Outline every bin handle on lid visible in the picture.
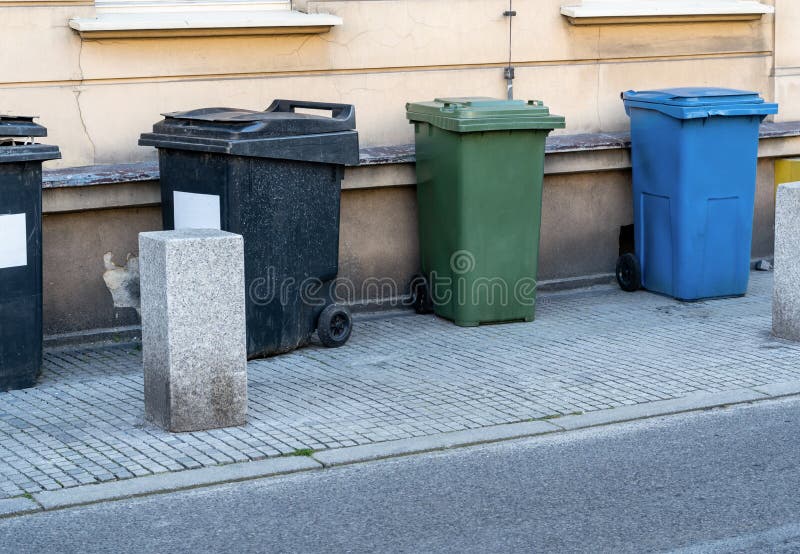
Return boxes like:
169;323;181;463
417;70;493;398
266;99;355;125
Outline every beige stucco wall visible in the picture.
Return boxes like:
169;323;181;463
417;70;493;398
4;0;796;335
0;0;781;168
42;206;161;335
42;157;780;334
339;186;419;303
773;0;800;121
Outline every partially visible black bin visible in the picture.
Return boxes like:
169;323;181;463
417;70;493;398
139;100;359;357
0;116;61;391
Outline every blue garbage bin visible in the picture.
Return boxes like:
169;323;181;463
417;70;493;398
617;87;778;301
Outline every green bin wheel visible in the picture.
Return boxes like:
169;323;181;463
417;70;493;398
409;274;434;314
616;253;642;293
317;304;352;348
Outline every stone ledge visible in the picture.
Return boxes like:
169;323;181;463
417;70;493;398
39;121;800;212
43;162;159;189
758;121;800;139
358;144;415;166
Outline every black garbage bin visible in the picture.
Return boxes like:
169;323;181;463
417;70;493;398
139;100;359;357
0;116;61;391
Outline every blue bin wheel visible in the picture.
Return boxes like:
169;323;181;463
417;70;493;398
317;304;353;348
410;273;434;314
616;253;642;293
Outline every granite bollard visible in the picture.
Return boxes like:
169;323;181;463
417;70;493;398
773;182;800;341
139;229;247;432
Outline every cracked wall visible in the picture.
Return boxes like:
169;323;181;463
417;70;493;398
0;0;778;168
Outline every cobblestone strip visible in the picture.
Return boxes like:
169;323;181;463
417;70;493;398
1;272;799;499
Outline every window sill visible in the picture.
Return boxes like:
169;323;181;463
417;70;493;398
69;7;342;39
0;0;93;6
560;0;773;25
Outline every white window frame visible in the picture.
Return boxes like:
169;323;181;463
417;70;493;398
561;0;774;25
94;0;290;13
69;0;342;39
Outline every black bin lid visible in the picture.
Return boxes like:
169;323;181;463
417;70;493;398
139;99;359;165
157;100;356;139
0;115;47;138
0;114;60;163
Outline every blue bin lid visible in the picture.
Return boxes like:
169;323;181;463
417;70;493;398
622;87;778;119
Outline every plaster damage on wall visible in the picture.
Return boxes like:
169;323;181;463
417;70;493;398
102;252;141;315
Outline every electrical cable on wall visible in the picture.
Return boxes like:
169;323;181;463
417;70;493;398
503;0;516;100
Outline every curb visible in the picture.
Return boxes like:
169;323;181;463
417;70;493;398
312;420;560;467
2;384;798;519
0;497;40;518
550;388;769;431
29;456;320;513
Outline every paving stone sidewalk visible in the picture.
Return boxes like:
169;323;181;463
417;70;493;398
2;271;800;499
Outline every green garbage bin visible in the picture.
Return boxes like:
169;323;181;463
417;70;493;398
406;97;565;327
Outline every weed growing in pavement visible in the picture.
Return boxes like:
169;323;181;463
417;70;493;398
288;449;315;457
526;411;584;422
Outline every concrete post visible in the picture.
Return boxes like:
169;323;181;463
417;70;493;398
773;182;800;341
139;229;247;432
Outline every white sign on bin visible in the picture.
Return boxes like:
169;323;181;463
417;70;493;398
0;213;28;269
173;191;221;230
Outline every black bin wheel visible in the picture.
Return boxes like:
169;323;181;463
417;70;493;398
410;273;434;314
317;304;353;348
616;253;642;292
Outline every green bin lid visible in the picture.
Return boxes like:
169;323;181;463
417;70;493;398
406;97;566;133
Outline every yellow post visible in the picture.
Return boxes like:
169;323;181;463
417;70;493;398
776;158;800;199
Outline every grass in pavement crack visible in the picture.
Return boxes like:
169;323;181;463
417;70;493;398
287;449;315;457
526;411;584;422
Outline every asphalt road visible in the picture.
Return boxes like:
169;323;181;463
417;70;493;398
3;397;800;553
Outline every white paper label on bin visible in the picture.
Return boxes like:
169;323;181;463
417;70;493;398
0;213;28;269
173;191;221;230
